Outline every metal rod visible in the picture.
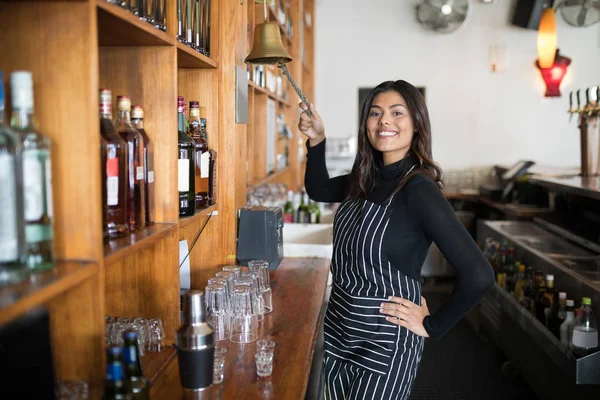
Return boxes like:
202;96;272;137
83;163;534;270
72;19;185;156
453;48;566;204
278;62;312;117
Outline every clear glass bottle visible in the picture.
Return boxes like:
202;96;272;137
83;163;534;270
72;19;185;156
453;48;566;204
560;299;576;346
571;297;599;357
0;71;28;284
131;106;154;226
178;96;195;217
188;101;209;208
10;71;54;272
115;95;146;232
200;107;216;206
99;89;128;238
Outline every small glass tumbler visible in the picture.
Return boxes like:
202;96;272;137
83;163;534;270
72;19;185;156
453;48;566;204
222;265;242;279
110;322;129;347
212;347;228;384
248;260;273;314
236;274;264;322
208;277;231;313
230;286;258;344
215;271;236;300
256;339;276;356
255;351;274;378
105;316;114;346
55;380;89;400
206;283;231;341
148;318;166;352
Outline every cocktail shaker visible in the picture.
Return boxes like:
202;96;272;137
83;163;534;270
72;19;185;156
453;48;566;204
176;290;215;393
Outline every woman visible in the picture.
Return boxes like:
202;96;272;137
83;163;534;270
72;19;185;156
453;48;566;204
298;80;494;400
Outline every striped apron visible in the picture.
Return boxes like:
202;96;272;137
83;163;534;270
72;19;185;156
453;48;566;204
321;180;425;400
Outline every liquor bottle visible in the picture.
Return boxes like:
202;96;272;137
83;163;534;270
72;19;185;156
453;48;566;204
193;0;201;52
296;191;310;224
571;297;599;357
100;89;128;238
560;299;576;346
283;190;294;223
188;101;209;208
549;292;567;337
154;0;167;32
10;71;54;271
178;96;196;217
202;0;211;56
309;200;321;224
200;107;217;206
115;95;146;231
543;274;556;327
104;347;128;400
534;278;548;324
177;0;187;43
0;71;28;284
100;134;109;242
131;106;154;226
123;331;150;400
513;264;526;302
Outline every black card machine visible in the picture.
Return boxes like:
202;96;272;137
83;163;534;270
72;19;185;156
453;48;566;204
237;206;284;270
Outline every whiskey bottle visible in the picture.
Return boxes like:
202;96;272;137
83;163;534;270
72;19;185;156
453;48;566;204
115;95;146;231
200;107;217;205
100;89;128;238
178;96;196;217
100;134;109;242
0;71;28;284
188;101;209;208
131;106;155;226
10;71;54;271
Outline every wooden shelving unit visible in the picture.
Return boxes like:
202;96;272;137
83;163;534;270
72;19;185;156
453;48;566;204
0;0;313;396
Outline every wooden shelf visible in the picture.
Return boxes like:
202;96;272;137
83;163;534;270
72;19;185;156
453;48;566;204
142;346;177;384
104;223;178;265
179;204;218;229
248;81;290;106
0;261;98;326
96;1;174;46
176;42;218;69
247;166;290;190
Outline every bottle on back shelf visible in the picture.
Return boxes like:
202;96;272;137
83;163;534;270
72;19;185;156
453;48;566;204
309;200;321;224
571;297;599;357
549;291;567;337
199;107;217;207
10;71;54;271
115;95;146;232
543;274;557;327
104;347;127;400
131;106;154;226
519;266;535;312
560;299;576;346
513;264;526;302
100;89;128;239
296;191;310;224
188;102;209;208
283;190;295;223
0;71;28;284
534;277;548;324
178;96;196;217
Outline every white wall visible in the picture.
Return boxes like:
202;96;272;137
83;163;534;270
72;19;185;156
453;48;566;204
315;0;600;169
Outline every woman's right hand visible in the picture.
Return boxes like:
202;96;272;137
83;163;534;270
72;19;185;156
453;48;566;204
298;103;325;147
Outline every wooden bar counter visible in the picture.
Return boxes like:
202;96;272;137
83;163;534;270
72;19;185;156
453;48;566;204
149;258;330;399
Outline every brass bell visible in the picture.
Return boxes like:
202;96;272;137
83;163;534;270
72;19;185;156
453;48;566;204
245;21;292;65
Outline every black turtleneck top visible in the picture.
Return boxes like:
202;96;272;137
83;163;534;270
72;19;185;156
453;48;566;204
305;139;494;340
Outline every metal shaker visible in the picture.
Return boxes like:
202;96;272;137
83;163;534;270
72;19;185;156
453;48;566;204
176;290;215;393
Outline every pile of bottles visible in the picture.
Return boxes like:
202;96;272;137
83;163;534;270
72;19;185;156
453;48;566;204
1;71;55;284
104;330;149;400
283;190;322;224
483;238;599;358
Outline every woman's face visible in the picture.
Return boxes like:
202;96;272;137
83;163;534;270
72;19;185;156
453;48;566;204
366;90;415;165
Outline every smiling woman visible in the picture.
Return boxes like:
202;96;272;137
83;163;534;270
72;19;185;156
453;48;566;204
298;80;495;400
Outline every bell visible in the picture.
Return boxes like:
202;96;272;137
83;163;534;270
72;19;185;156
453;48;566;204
245;21;292;65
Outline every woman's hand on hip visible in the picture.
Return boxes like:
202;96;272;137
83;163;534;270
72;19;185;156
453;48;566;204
298;103;325;147
380;296;430;337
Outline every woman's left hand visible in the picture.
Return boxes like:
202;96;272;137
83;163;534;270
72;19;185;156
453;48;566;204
380;296;430;337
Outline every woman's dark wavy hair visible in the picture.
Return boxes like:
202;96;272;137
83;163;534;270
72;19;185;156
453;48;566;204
348;80;443;199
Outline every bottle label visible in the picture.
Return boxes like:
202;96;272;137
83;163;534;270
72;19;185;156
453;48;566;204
283;213;293;224
26;223;52;243
148;171;154;183
107;158;119;206
200;152;210;178
310;213;317;224
106;363;124;381
572;327;598;349
45;158;53;219
136;166;144;180
0;154;19;262
178;159;190;192
23;150;45;221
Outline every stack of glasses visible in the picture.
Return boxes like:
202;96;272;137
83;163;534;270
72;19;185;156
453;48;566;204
106;0;167;32
105;316;166;357
177;0;212;56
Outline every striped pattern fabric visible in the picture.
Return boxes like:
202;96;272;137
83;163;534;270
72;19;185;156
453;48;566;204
321;194;425;400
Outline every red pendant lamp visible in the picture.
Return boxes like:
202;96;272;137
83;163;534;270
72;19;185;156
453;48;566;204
535;8;571;97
